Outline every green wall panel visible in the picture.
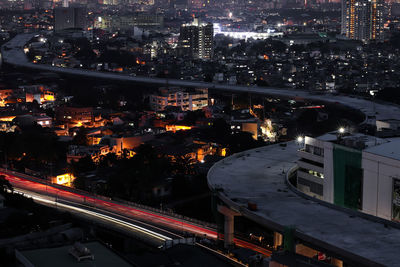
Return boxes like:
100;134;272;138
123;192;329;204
333;145;362;210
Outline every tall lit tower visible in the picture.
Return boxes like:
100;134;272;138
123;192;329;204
341;0;384;42
179;18;213;60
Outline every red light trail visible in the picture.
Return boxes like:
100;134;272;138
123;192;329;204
2;171;271;256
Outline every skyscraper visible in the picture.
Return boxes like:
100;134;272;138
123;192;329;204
341;0;384;42
179;18;213;60
54;6;87;32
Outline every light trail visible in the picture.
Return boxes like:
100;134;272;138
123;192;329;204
5;173;219;239
3;172;272;257
14;189;172;242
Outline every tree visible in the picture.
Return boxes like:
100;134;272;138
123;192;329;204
70;156;96;190
210;118;230;141
182;110;205;125
70;156;96;176
72;127;89;146
226;132;261;154
106;145;173;203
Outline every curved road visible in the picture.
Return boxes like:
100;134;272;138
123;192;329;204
1;170;271;257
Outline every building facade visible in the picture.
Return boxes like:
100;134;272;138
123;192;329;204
54;6;87;32
297;132;400;222
341;0;384;42
179;18;213;60
55;106;94;126
149;88;208;111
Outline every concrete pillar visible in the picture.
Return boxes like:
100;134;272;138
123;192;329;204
224;214;234;249
218;205;240;249
273;232;283;249
283;226;295;252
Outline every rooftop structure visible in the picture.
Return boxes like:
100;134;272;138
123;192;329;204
208;142;400;266
16;241;131;267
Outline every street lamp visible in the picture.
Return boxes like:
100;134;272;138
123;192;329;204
338;127;345;134
296;136;304;143
296;136;304;149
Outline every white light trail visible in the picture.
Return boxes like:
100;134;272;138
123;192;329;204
15;190;172;242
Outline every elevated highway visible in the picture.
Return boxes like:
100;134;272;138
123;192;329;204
2;34;400;122
1;169;271;258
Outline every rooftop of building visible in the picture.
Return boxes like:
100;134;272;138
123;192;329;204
308;131;388;150
208;142;400;266
132;244;233;267
376;118;400;123
18;241;131;267
364;138;400;161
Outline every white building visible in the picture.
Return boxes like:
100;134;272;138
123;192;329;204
362;141;400;221
376;119;400;131
149;88;208;112
34;114;53;128
297;132;400;222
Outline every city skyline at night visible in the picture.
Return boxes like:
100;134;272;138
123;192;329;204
0;0;400;266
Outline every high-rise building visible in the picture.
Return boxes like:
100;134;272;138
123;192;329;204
392;2;400;17
54;6;87;32
179;18;213;60
341;0;384;42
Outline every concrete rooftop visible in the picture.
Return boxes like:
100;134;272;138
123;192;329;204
20;242;131;267
208;142;400;266
364;138;400;161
